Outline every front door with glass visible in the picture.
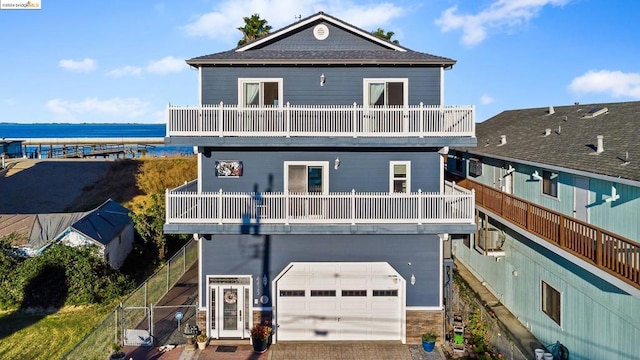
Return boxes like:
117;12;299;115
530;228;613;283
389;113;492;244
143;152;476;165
208;277;251;339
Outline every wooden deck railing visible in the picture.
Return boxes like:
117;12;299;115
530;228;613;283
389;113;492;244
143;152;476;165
165;183;474;226
166;103;475;138
456;177;640;290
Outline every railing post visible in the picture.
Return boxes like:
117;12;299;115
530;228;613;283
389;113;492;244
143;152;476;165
559;214;565;247
470;189;475;221
285;192;290;225
183;246;186;273
218;189;223;225
352;102;358;138
218;101;224;137
595;229;602;266
351;189;356;225
419;102;424;138
286;102;291;138
418;189;423;225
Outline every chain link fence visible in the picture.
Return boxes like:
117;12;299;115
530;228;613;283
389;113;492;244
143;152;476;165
62;239;198;360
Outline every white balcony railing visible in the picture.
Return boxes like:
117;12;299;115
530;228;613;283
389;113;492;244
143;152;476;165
166;186;475;226
166;103;475;138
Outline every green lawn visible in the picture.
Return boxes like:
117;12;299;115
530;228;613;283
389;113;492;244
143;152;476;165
0;305;113;359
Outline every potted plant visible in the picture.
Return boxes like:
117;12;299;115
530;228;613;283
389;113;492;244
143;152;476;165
108;342;126;360
250;322;273;353
196;333;208;350
421;330;437;352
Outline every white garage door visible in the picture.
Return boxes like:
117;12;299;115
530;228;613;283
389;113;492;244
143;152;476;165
275;262;404;341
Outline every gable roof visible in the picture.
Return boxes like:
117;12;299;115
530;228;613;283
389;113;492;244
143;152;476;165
187;11;455;67
70;199;131;246
462;101;640;184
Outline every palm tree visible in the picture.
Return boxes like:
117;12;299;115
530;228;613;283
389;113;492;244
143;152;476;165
371;27;399;44
237;14;272;46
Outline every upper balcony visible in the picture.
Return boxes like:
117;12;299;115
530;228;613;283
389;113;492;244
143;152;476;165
452;175;640;294
164;180;476;235
165;103;476;148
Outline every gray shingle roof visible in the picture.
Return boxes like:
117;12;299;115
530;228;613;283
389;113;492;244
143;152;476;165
463;101;640;182
187;12;455;67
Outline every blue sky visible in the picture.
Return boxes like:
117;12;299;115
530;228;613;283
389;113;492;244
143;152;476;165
1;0;638;124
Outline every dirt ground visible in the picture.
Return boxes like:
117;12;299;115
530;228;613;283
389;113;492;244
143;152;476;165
0;159;117;213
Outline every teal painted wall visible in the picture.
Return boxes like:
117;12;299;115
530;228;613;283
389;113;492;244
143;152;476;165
457;153;640;242
454;221;640;360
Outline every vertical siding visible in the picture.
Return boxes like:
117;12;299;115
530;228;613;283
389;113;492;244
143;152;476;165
454;224;640;360
470;155;640;241
200;67;442;106
589;179;640;241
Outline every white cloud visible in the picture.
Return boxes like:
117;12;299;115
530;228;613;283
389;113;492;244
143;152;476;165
146;56;187;74
59;58;97;73
568;70;640;98
107;65;143;77
45;97;153;119
480;94;495;105
182;0;404;42
435;0;570;46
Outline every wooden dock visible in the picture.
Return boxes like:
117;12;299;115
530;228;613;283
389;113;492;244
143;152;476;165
15;137;165;159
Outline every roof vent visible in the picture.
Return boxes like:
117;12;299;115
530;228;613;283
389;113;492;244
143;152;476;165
583;107;608;118
544;128;551;136
498;135;507;146
596;135;604;153
548;106;555;115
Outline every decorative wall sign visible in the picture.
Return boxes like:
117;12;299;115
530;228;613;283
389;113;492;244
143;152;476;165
215;160;243;177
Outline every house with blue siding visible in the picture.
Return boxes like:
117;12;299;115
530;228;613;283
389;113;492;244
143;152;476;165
164;12;476;344
448;101;640;359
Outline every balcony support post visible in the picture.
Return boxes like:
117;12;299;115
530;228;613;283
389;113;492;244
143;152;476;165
417;189;423;225
559;214;565;248
286;102;291;138
419;102;424;138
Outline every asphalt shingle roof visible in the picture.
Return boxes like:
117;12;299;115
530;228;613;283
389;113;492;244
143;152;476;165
463;101;640;182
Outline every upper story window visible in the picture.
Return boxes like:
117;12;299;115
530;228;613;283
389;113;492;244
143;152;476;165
238;78;283;106
364;78;408;107
542;170;558;198
390;161;411;193
541;280;561;326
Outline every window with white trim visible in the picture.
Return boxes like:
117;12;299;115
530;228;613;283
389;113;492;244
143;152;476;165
363;78;408;107
390;161;411;193
541;280;561;326
238;78;283;106
284;161;329;194
542;170;558;198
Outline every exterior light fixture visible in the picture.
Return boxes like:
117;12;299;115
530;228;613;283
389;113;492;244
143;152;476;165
320;73;326;86
410;274;416;285
334;157;340;170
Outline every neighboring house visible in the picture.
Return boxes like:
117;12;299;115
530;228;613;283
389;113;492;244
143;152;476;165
448;101;640;359
164;12;476;344
0;139;23;158
0;199;134;269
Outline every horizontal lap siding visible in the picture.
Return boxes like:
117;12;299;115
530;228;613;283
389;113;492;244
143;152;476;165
200;150;440;193
200;234;441;308
201;67;441;106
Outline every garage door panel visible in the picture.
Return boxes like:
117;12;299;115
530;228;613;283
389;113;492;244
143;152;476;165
276;262;403;342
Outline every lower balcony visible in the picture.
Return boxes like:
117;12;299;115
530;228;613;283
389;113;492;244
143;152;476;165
164;181;475;235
